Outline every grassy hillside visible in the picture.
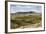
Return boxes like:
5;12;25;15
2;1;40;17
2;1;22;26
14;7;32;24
11;13;42;29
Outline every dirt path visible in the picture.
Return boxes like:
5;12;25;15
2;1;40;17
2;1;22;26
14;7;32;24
17;22;41;29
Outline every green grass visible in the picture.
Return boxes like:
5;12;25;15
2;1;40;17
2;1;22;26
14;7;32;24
11;14;42;29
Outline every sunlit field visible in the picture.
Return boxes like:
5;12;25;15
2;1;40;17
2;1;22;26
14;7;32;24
11;13;42;29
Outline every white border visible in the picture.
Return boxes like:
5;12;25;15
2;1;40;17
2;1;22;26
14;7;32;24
8;2;44;32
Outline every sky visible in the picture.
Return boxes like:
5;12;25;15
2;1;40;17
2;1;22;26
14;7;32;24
10;4;42;13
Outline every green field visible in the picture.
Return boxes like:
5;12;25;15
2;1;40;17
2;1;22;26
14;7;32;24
11;14;42;29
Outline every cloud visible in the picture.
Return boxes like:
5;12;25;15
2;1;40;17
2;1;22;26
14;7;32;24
10;4;42;13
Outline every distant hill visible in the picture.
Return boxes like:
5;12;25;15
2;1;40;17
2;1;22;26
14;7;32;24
16;11;35;14
11;11;41;16
11;11;35;15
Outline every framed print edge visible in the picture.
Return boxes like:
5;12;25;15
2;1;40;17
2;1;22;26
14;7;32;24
5;1;45;33
5;1;8;33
